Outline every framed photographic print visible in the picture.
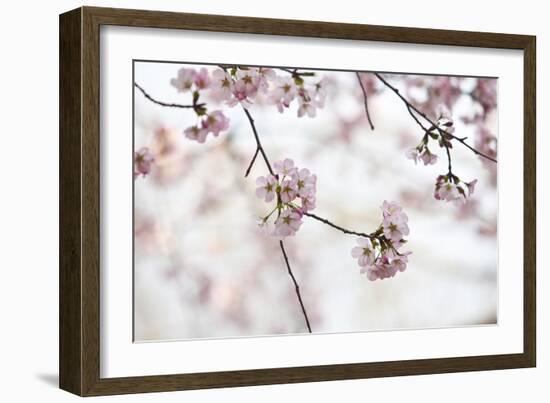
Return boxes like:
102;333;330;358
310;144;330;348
59;6;536;396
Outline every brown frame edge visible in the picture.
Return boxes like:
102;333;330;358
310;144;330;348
59;6;536;396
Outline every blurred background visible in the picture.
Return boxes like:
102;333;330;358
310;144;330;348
133;62;498;342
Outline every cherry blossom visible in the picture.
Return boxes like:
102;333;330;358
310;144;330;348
351;201;411;281
274;209;303;237
255;174;278;202
383;213;410;243
201;110;230;137
170;68;196;93
362;252;411;281
419;149;438;165
210;68;234;101
381;200;403;217
434;174;478;204
227;79;254;109
407;147;438;166
297;88;318;118
300;194;316;212
351;237;375;267
466;179;478;196
255;159;317;238
472;78;497;117
183;125;208;143
193;67;211;90
134;147;155;179
274;158;298;177
270;76;298;113
293;168;317;198
279;179;297;203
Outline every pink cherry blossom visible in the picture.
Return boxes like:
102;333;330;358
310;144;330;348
134;147;155;179
381;200;404;218
274;158;298;177
472;78;497;116
255;159;317;236
419;149;438;166
193;67;211;90
210;68;234;101
383;213;410;243
312;77;328;108
256;68;276;94
274;209;303;238
292;168;316;198
170;68;196;93
270;76;297;113
300;194;316;212
434;175;477;204
406;148;420;164
202;110;230;136
434;180;460;202
227;80;253;109
361;256;398;281
466;179;478;196
390;251;411;272
351;237;375;267
350;201;411;281
279;180;297;203
297;87;319;118
255;175;278;202
183;125;208;143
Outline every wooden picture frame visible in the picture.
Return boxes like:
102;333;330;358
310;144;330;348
59;6;536;396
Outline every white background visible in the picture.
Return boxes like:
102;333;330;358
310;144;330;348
0;0;546;402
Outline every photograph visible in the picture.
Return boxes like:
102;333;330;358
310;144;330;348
132;61;499;342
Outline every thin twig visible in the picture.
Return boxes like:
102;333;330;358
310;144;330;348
303;212;375;239
279;241;312;333
241;107;275;176
134;83;202;109
374;73;497;163
244;148;260;177
444;141;453;174
356;72;375;130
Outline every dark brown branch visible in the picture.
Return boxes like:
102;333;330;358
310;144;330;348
244;147;260;177
444;142;453;174
279;241;312;333
241;107;275;176
356;72;375;130
134;82;202;109
239;106;311;331
303;212;375;239
374;73;498;163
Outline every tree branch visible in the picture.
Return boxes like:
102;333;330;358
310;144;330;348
279;241;312;333
374;73;497;163
134;82;203;109
444;141;453;174
241;107;275;177
303;212;375;239
356;72;375;130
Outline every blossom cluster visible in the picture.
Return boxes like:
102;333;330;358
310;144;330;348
434;174;477;204
212;66;327;117
406;110;454;166
170;67;231;143
351;201;411;281
170;66;328;144
255;158;317;238
405;110;478;204
134;147;155;179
